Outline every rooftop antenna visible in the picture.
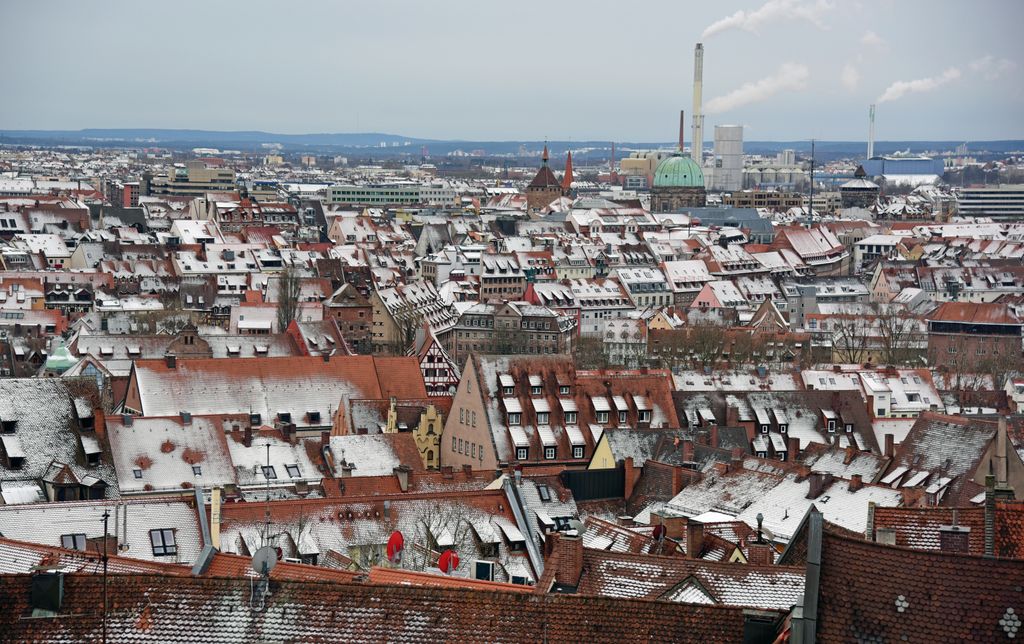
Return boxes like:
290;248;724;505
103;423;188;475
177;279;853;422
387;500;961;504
101;509;110;644
807;139;815;220
249;442;277;612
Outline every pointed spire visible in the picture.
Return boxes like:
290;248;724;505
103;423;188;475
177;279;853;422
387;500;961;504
542;144;549;163
562;151;574;192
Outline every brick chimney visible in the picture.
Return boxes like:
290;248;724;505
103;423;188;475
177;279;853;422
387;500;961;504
623;457;640;500
938;525;970;553
686;519;704;558
243;425;252;448
884;433;894;458
849;474;863;492
682;439;695;463
747;541;775;566
320;431;330;449
710;424;720;448
806;472;833;499
787;436;800;461
555;533;584;587
843;446;856;465
165;354;177;369
93;408;106;440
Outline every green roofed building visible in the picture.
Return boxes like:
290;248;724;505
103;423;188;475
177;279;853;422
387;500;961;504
651;153;706;212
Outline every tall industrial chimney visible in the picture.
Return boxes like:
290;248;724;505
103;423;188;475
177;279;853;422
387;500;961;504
692;43;704;165
867;104;876;159
678;110;685;152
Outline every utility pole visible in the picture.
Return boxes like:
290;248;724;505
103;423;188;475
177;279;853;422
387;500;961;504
102;509;109;644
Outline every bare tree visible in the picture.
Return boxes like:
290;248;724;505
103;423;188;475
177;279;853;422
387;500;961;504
690;322;726;367
873;302;925;366
830;315;873;364
573;334;611;370
276;267;301;332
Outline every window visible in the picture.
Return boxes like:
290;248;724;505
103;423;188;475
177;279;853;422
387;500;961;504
192;465;202;476
286;464;301;478
150;529;177;556
471;411;476;427
537;412;550;425
508;412;521;426
133;468;143;479
459;438;464;454
474;560;495;581
619;411;627;424
471;443;476;458
537;484;551;502
544;446;556;460
564;411;578;424
452;437;457;451
460;409;465;423
502;386;514;396
827;420;836;433
573;446;584;459
638;410;651;423
559;385;570;395
61;533;87;551
511;575;530;585
596;411;609;424
516;447;528;461
531;386;542;396
262;465;278;480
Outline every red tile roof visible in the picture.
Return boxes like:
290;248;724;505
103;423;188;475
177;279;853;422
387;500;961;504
0;573;758;642
926;301;1021;325
816;527;1024;642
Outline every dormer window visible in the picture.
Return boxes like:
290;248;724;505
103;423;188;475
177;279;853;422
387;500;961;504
638;410;651;423
573;446;584;459
537;412;549;425
565;411;578;424
845;423;854;433
779;423;788;434
531;385;542;396
619;411;627;424
544;447;556;460
559;385;570;396
61;533;87;551
516;447;528;460
827;420;836;433
596;411;609;424
508;412;521;426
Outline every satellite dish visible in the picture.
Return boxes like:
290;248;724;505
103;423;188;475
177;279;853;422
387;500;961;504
567;518;585;536
386;530;404;565
438;550;459;575
251;546;278;576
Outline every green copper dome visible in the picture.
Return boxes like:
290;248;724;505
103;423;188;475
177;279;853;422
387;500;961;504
653;154;705;188
45;341;78;374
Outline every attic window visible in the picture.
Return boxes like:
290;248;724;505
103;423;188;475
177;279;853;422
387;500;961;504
278;412;292;423
544;447;556;460
537;484;551;502
516;447;528;461
192;465;202;476
559;385;570;396
573;446;584;459
531;385;542;396
61;533;87;551
308;411;321;423
262;465;278;480
286;464;301;478
150;529;177;556
133;469;143;479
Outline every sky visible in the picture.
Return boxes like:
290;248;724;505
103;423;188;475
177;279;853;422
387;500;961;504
2;0;1022;141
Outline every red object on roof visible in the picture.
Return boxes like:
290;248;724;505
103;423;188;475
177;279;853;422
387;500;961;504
438;549;459;574
386;531;404;564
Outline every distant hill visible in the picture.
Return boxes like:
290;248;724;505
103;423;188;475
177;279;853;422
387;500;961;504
1;128;1021;161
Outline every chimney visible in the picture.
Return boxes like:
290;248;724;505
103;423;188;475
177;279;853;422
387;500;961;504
555;533;584;587
623;457;639;500
678;109;685;152
747;541;775;566
710;424;719;448
865;501;876;540
393;465;412;492
787;436;800;461
843;446;855;465
166;354;177;369
849;474;863;492
682;439;695;463
243;425;252;448
93;408;106;440
730;447;744;472
884;433;894;458
806;472;832;499
320;431;330;449
875;528;897;545
462;464;473;479
686;519;704;558
938;524;971;554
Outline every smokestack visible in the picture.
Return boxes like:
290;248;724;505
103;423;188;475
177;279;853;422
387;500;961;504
678;110;685;152
692;43;704;165
867;104;876;159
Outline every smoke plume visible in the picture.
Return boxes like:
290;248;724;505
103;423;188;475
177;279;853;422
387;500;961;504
705;63;810;114
702;0;832;39
877;67;961;103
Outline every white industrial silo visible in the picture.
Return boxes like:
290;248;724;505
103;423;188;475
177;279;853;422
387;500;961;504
713;125;743;192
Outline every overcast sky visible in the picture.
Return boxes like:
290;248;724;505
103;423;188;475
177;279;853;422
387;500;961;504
2;0;1022;141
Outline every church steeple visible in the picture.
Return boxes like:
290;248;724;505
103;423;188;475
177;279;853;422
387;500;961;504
542;144;550;164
